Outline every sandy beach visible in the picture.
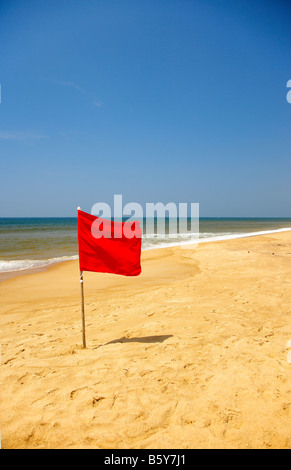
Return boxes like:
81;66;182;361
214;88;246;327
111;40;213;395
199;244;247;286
1;231;291;449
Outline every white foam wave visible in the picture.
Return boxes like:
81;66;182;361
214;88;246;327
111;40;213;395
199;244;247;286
142;227;291;250
0;255;78;273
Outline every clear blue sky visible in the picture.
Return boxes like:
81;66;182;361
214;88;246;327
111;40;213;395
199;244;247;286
1;0;291;217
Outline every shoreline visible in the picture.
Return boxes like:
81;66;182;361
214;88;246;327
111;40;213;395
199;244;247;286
1;230;291;448
1;226;291;283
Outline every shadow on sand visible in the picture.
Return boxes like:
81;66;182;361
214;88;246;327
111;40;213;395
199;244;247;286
105;334;173;345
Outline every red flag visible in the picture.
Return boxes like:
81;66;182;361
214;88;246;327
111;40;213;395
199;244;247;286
77;210;142;276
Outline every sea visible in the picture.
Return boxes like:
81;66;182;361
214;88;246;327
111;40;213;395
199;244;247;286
0;217;291;274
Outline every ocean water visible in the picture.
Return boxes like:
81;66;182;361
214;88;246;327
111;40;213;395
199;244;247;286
0;217;291;274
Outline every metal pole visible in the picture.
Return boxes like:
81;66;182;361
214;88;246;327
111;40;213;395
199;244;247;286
80;270;86;348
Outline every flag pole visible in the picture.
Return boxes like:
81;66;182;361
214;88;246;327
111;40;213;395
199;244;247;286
78;207;86;349
80;270;86;348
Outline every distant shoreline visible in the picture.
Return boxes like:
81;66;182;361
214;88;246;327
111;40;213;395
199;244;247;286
1;226;291;282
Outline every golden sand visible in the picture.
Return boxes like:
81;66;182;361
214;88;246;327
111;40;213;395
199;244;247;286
1;232;291;449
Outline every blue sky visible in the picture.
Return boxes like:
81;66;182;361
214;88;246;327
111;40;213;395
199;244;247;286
1;0;291;217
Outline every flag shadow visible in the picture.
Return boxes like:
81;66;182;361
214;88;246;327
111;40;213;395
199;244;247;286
105;334;173;345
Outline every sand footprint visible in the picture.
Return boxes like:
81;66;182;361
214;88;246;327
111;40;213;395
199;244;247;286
286;340;291;364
